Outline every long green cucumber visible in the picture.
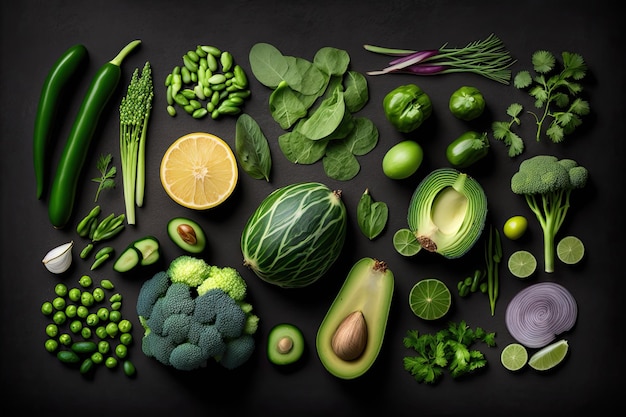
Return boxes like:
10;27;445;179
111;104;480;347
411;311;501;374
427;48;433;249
33;44;88;200
48;40;141;229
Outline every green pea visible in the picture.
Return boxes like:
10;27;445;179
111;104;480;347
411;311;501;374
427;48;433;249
76;305;89;319
65;304;77;318
95;307;107;320
58;333;72;346
68;288;81;302
109;310;121;322
167;105;177;116
105;356;118;369
81;291;94;307
45;338;59;353
118;319;132;333
100;279;114;290
79;275;92;288
98;340;110;354
92;287;105;302
52;296;66;310
81;327;92;339
86;313;99;327
41;301;53;316
110;293;122;303
192;108;208;119
95;326;108;339
69;320;82;334
106;322;119;338
115;344;128;359
119;333;133;346
123;360;136;377
91;351;104;364
54;283;68;297
46;323;59;338
52;311;66;325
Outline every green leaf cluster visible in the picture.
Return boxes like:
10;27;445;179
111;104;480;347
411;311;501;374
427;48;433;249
249;43;378;181
514;50;590;143
491;103;524;157
402;320;496;384
356;189;388;240
91;153;116;202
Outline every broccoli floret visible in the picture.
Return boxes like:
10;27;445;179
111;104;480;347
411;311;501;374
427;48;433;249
197;324;227;358
167;255;211;287
218;334;256;370
142;332;176;366
162;313;192;344
169;342;207;371
162;282;195;316
511;154;588;273
197;265;248;301
136;257;261;371
136;271;170;318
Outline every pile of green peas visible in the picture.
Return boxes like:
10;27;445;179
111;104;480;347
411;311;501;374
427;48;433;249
164;44;251;119
41;275;136;377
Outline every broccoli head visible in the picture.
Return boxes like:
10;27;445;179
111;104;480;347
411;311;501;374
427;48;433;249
136;255;260;371
511;155;588;273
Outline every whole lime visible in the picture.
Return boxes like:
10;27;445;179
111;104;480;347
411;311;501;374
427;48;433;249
382;140;424;179
503;215;528;240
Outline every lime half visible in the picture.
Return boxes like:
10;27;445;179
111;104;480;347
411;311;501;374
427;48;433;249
500;343;528;371
409;278;451;320
528;339;569;371
393;229;421;257
508;250;537;279
557;236;585;265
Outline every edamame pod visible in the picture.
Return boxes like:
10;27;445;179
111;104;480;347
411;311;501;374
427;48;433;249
34;44;88;200
48;40;141;229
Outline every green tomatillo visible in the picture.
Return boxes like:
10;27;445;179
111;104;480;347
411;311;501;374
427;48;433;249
383;84;432;133
445;131;490;168
449;86;485;121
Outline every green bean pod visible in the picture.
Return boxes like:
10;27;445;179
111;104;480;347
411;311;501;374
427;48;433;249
48;40;141;229
34;44;88;200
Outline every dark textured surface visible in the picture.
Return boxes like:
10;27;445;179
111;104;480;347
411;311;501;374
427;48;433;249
1;1;622;415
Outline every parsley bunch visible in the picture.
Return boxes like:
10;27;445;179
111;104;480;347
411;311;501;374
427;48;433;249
515;50;590;143
402;320;496;384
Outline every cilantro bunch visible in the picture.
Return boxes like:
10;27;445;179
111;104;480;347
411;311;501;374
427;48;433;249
492;50;590;156
402;320;496;384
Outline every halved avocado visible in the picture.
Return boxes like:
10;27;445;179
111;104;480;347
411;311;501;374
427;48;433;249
267;323;305;366
395;168;487;258
167;217;207;253
316;257;394;379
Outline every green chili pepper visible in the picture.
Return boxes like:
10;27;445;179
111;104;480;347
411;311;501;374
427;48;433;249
445;131;490;168
382;84;432;133
33;44;88;200
449;86;486;121
48;40;141;229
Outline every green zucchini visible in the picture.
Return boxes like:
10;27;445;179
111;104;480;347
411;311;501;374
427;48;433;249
48;40;141;229
113;245;142;273
33;44;88;200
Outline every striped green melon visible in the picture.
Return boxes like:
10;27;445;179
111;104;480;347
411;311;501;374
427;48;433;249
241;182;347;288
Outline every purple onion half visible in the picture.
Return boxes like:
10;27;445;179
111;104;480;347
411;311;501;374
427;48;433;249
505;282;578;348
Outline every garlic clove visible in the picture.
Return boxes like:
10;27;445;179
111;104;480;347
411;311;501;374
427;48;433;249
42;241;74;274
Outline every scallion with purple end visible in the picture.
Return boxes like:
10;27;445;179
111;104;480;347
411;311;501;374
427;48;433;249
364;33;516;84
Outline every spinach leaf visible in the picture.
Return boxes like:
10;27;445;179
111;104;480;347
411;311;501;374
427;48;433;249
285;56;327;95
343;71;369;113
235;114;272;181
343;117;379;155
269;81;308;129
298;86;345;140
313;47;350;76
278;130;327;164
322;142;360;180
249;43;290;89
357;189;389;240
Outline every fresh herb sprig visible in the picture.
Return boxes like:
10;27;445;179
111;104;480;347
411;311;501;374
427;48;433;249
514;50;590;143
403;320;496;384
492;103;524;157
92;153;116;202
